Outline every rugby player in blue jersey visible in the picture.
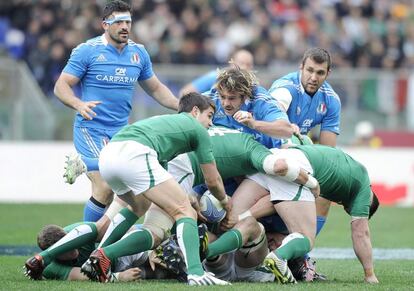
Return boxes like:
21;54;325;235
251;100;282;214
54;1;178;222
204;66;299;149
268;47;341;224
268;47;341;147
179;49;254;97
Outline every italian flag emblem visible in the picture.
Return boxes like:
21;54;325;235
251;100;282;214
131;53;140;64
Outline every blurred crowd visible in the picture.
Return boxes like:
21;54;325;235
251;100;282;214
1;0;414;97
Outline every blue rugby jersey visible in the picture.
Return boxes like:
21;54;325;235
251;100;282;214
63;35;154;129
204;85;288;148
191;70;217;93
269;72;341;135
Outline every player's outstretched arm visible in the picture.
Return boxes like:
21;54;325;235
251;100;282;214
351;218;379;284
233;112;297;139
140;75;178;110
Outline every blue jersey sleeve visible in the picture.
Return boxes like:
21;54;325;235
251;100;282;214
137;46;154;81
253;87;289;122
192;70;217;93
63;43;90;79
321;95;341;134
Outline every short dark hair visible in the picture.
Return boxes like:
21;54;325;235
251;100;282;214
301;47;331;71
37;225;67;250
178;92;216;113
369;191;380;219
102;0;131;21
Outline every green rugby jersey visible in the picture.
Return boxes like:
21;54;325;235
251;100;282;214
189;127;272;186
112;113;214;166
295;145;371;216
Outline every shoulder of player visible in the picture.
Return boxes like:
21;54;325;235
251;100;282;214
270;72;299;89
127;39;147;51
251;86;279;104
318;82;341;103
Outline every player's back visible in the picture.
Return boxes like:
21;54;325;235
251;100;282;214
190;127;271;185
295;145;368;203
111;113;211;165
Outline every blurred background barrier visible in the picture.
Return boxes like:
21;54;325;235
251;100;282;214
0;142;413;206
0;57;55;140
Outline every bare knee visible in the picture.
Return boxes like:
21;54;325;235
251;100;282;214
167;201;196;220
235;216;260;242
89;173;113;205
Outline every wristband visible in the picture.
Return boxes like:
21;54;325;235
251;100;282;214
304;175;318;189
238;210;252;221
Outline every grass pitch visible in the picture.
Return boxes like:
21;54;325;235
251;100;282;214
0;203;413;290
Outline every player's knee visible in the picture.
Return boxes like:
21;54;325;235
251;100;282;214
143;209;174;247
170;203;196;220
237;216;258;238
141;225;164;247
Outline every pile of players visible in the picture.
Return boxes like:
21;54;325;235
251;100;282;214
23;0;379;286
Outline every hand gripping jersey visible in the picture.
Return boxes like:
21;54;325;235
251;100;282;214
205;86;289;148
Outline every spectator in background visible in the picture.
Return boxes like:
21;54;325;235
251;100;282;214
179;49;254;97
2;0;414;98
54;0;178;222
352;120;382;148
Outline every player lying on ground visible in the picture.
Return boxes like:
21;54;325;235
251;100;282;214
24;222;176;281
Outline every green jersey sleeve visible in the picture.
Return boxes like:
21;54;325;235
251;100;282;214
43;262;72;280
193;123;215;164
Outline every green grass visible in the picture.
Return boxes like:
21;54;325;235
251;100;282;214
0;203;413;290
2;256;413;290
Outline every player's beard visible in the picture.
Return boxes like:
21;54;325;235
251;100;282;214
109;29;129;44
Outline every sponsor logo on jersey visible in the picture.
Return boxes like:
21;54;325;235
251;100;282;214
95;67;137;83
115;67;127;76
317;103;327;114
302;119;313;128
96;54;107;62
131;53;140;64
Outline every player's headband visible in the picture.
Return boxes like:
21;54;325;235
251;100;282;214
103;14;131;25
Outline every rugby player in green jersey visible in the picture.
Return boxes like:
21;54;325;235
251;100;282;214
85;92;233;286
234;145;380;284
31;223;174;281
24;93;229;286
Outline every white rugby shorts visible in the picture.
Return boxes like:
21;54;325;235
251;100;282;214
248;148;315;202
167;153;198;197
99;141;172;195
